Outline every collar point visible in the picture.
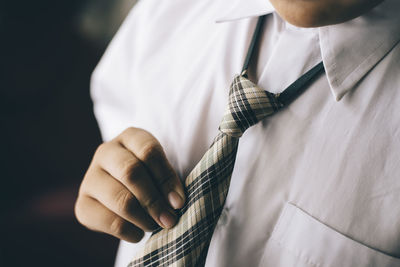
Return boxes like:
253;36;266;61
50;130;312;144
330;86;349;102
335;93;344;102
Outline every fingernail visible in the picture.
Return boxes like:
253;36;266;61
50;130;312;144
168;191;184;209
159;211;176;228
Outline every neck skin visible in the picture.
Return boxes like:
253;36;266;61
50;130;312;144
269;0;385;27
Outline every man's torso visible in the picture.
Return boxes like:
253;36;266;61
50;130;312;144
91;0;400;266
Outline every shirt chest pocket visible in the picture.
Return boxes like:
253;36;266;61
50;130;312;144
259;203;400;267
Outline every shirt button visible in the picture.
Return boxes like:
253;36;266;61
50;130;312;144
218;208;229;226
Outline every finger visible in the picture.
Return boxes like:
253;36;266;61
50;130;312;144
118;127;186;209
84;168;157;232
75;195;144;243
95;142;177;229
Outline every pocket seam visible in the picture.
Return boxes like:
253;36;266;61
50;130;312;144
268;202;400;267
268;203;322;267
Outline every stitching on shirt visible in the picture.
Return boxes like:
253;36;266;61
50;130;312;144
336;37;400;90
267;204;322;267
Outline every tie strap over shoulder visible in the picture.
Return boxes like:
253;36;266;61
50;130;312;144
219;75;283;138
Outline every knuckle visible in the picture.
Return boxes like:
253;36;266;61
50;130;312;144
119;159;144;184
141;194;161;212
115;189;134;214
140;142;163;163
74;197;91;228
121;127;136;137
123;127;135;134
94;142;108;156
158;173;175;189
74;199;85;224
110;217;126;237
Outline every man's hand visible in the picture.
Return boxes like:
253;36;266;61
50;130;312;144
75;127;186;243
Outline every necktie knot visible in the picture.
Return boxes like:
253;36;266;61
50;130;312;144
219;75;283;138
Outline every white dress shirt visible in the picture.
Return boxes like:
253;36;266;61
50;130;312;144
91;0;400;266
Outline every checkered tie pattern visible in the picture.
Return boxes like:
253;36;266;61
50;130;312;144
128;74;283;267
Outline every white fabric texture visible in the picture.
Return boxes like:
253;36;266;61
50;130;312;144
90;0;400;266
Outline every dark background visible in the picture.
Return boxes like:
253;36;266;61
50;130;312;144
1;1;136;266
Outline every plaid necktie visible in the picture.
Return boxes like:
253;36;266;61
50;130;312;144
128;74;283;267
128;13;324;266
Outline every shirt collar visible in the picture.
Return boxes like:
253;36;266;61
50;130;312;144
319;0;400;101
216;0;400;101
